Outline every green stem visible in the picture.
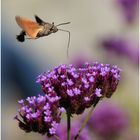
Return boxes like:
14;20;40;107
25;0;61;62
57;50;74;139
67;110;71;140
54;135;60;140
74;106;95;140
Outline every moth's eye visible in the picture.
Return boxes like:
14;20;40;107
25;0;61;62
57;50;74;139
53;28;58;33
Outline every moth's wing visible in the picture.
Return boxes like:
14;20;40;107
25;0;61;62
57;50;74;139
15;16;43;38
34;15;46;25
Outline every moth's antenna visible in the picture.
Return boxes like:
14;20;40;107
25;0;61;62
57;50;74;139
56;22;70;27
58;29;70;58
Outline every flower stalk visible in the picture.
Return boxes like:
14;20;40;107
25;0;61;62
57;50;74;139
67;110;71;140
74;103;97;140
54;135;60;140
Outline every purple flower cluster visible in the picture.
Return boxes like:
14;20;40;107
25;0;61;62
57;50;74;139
100;36;139;65
116;0;138;23
46;121;91;140
37;62;121;115
15;62;121;137
87;102;128;140
15;94;62;136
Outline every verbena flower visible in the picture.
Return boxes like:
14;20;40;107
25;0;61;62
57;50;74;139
87;102;128;140
36;62;121;115
15;94;62;136
100;36;139;65
116;0;138;23
45;120;91;140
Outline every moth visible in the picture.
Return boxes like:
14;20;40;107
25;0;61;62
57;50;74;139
15;15;71;57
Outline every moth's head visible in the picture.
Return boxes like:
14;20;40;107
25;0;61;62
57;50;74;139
51;22;58;33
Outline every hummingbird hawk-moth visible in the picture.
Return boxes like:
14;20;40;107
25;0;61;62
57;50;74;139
15;15;71;57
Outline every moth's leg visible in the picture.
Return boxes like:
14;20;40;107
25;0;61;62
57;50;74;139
26;37;39;40
16;30;26;42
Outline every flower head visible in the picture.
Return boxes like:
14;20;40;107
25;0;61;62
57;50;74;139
15;94;62;136
100;36;139;65
87;102;128;140
116;0;138;24
37;62;121;115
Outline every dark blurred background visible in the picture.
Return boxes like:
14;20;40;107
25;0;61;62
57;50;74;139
2;0;139;140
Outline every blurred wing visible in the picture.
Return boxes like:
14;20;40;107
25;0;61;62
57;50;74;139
15;16;43;38
34;15;46;25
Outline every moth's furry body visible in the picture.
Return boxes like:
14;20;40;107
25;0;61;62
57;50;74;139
37;23;58;38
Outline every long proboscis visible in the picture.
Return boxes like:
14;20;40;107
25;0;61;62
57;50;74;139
58;29;70;58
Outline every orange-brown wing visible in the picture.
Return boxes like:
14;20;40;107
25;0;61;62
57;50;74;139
15;16;43;38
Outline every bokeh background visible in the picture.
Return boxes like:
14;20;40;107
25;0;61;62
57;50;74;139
2;0;139;140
